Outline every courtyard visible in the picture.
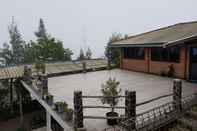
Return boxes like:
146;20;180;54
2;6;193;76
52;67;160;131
48;69;197;130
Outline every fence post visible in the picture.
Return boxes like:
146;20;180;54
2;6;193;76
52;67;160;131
74;91;84;129
173;79;182;111
23;65;32;84
125;90;136;130
41;74;48;98
82;61;87;73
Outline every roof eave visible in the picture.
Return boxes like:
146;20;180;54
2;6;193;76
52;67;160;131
163;34;197;48
108;43;164;48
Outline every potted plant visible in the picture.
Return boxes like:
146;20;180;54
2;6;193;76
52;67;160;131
100;77;121;125
167;64;175;77
45;94;53;106
55;102;67;113
64;108;73;121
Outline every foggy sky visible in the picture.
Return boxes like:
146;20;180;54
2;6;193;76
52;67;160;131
0;0;197;58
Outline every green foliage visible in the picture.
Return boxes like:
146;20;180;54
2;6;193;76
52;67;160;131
2;18;73;65
101;78;121;112
85;47;92;60
8;19;25;65
33;37;72;62
1;42;12;66
35;18;47;39
105;33;122;67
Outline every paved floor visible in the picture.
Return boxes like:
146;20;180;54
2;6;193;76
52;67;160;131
49;69;197;131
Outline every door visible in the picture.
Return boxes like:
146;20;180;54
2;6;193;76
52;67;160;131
190;47;197;81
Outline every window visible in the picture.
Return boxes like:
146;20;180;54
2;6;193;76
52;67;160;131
123;47;145;59
151;47;180;62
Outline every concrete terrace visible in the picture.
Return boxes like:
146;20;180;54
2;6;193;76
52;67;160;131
48;69;197;131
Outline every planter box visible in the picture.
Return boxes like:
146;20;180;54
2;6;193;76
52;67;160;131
65;109;73;121
106;112;119;125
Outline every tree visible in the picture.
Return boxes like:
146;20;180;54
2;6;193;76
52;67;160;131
105;33;122;66
78;48;85;60
1;42;12;66
85;47;92;60
100;78;121;113
35;18;47;39
8;19;25;65
23;41;37;63
33;19;73;62
64;48;73;61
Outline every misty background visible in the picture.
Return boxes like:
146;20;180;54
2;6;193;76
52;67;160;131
0;0;197;59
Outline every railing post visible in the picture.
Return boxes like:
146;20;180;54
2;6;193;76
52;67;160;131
74;91;84;130
23;65;32;84
125;90;136;130
41;74;48;98
82;61;87;73
173;79;182;111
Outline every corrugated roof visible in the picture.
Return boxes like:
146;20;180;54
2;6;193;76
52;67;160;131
110;21;197;47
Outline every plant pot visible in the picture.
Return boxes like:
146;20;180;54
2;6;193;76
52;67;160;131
65;109;73;121
106;112;119;125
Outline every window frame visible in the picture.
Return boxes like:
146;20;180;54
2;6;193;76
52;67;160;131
123;47;145;60
151;47;181;63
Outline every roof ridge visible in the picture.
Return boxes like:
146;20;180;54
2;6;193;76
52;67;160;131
111;20;197;44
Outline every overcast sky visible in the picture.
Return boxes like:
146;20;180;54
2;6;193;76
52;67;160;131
0;0;197;58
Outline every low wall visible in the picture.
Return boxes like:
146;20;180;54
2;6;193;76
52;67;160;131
121;47;187;79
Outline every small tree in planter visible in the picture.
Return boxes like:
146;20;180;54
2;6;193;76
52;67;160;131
100;77;121;125
45;94;53;106
55;102;67;113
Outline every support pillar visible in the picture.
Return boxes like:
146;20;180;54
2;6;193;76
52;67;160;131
46;111;51;131
125;90;136;130
74;91;83;129
173;79;182;111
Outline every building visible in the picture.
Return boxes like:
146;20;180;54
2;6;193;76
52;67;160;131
109;21;197;81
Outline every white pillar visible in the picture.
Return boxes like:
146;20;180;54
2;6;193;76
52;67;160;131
46;111;51;131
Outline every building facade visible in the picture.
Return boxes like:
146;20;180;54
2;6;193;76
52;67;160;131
109;21;197;81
